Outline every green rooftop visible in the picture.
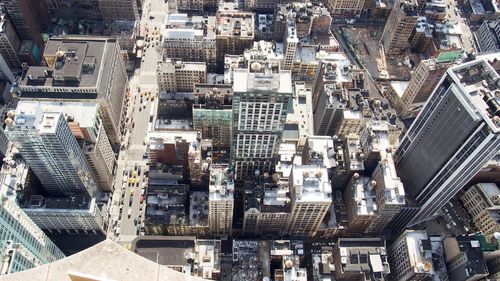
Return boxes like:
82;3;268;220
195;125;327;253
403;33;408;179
474;234;498;252
436;50;464;63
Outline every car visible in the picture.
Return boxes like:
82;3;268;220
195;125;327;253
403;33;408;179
128;208;132;218
140;195;144;204
139;107;142;112
129;197;133;207
149;16;154;20
131;189;134;195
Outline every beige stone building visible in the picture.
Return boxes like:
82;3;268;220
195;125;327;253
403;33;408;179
157;60;207;93
215;4;254;70
461;183;500;242
162;14;217;71
98;0;139;22
327;0;366;16
381;0;419;56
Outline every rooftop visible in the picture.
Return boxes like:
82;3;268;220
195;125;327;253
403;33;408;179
15;100;98;128
376;150;405;206
20;37;110;90
232;240;259;281
216;10;254;38
163;14;216;40
291;165;331;203
305;136;337;169
337;238;390;278
233;69;293;94
189;192;208;227
448;57;500;133
399;230;437;276
209;164;234;201
350;176;377;216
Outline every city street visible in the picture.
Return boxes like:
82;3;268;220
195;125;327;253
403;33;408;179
447;0;475;51
106;0;170;246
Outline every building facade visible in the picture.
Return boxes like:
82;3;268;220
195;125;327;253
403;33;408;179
23;196;107;235
0;195;65;275
476;19;500;52
381;0;418;56
461;183;500;242
0;11;22;73
98;0;139;22
157;60;207;93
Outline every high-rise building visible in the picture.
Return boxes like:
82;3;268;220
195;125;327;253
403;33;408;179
0;0;48;46
287;165;331;237
0;11;22;73
344;175;378;233
381;0;418;56
333;238;390;281
242;176;291;237
443;235;489;281
162;14;217;72
215;5;254;71
394;57;500;227
0;53;15;83
396;57;458;119
157;60;207;93
388;230;448;281
208;164;234;236
6;102;99;199
192;84;232;159
23;195;107;235
231;67;292;180
13;100;116;192
0;195;65;275
18;36;128;147
98;0;139;22
326;0;366;17
461;183;500;242
282;20;298;71
368;148;405;232
285;82;314;153
476;19;500;52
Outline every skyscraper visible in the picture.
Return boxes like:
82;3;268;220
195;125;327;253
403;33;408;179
395;57;500;227
231;67;292;180
208;164;234;236
381;0;418;56
0;195;65;274
5;102;99;199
